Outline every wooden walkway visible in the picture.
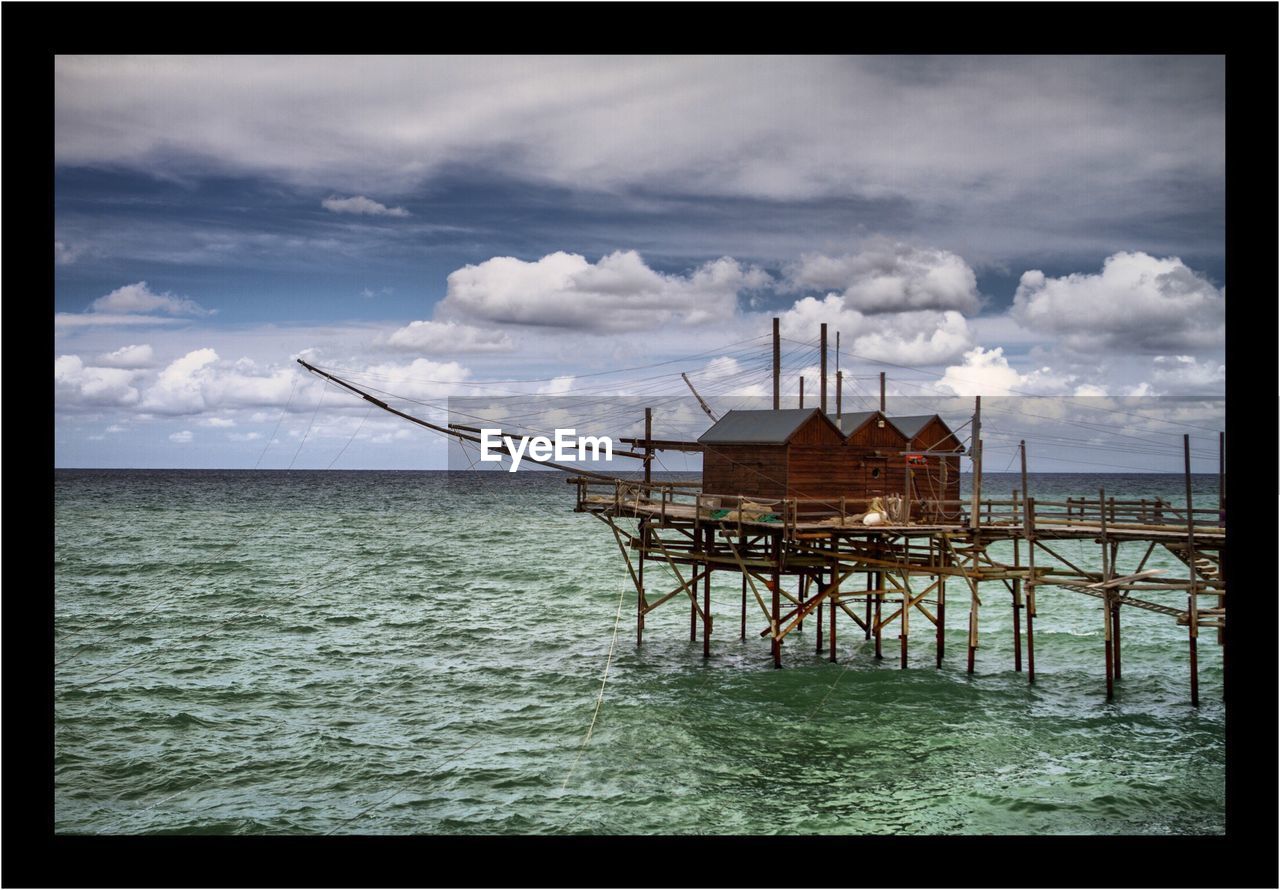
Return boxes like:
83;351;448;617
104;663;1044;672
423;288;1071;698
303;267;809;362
574;477;1225;705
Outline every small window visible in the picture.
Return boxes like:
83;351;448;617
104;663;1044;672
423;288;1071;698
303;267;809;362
871;467;881;479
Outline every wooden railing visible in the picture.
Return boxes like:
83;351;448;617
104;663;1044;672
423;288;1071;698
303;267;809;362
572;478;1226;537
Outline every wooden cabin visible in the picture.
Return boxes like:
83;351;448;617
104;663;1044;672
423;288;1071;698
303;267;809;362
698;408;846;502
697;408;964;522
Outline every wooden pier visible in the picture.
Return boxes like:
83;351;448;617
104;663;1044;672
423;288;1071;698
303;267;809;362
571;448;1225;704
295;324;1225;706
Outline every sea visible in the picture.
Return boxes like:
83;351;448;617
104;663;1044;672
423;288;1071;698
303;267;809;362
53;470;1225;835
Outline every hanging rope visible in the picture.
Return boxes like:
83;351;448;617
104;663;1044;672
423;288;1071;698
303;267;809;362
560;577;629;791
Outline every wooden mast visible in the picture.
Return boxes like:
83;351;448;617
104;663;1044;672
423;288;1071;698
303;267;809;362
294;359;619;480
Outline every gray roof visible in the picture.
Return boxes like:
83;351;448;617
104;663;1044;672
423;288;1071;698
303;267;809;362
698;408;833;444
887;414;938;440
834;411;877;435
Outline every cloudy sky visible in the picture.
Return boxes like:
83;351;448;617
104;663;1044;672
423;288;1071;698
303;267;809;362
54;55;1226;471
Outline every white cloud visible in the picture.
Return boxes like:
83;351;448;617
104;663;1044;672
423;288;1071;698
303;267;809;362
138;349;299;415
537;375;574;396
90;281;213;317
54;355;142;407
1151;355;1225;391
938;346;1076;397
386;320;514;354
786;241;982;315
227;432;262;442
702;356;743;380
321;195;409;217
851;311;973;366
356;358;473;402
95;344;155;368
169;430;194;443
779;294;973;366
439;250;770;332
141;348;220;414
199;416;237;428
1011;252;1224;352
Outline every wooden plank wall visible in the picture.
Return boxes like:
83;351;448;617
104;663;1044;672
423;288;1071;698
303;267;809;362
698;413;962;515
702;444;788;499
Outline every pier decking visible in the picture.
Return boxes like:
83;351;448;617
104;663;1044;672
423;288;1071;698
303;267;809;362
573;474;1225;704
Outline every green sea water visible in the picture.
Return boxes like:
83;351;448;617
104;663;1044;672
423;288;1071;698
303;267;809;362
54;470;1225;835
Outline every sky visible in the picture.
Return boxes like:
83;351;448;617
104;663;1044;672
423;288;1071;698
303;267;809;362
53;55;1226;472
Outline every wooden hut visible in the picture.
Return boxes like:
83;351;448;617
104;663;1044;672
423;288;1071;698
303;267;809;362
698;408;849;503
698;407;964;522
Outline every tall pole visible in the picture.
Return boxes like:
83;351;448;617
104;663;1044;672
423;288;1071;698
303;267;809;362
703;528;712;659
820;323;828;414
969;396;982;531
643;407;652;486
1101;486;1113;701
836;371;843;422
772;317;780;410
1182;435;1192;706
1012;486;1022;672
1217;430;1225;650
879;372;886;413
1021;440;1035;683
1218;431;1225;515
799;377;805;409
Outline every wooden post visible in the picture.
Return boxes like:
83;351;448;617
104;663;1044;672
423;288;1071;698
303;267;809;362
900;554;909;670
1217;430;1225;648
1012;489;1022;673
829;560;839;662
936;541;946;667
1218;431;1225;511
799;377;805;410
690;585;697;643
864;571;872;640
967;592;977;674
771;569;782;669
1020;442;1035;683
969;396;982;531
703;557;711;659
643;407;652;486
798;573;806;633
1185;434;1199;706
740;554;747;641
816;572;824;654
820;323;828;414
1100;487;1113;701
874;569;883;660
836;371;843;422
772;317;781;410
879;371;886;413
637;520;646;646
1026;497;1037;685
1111;597;1121;680
829;597;837;662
